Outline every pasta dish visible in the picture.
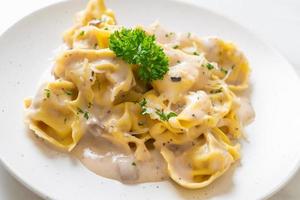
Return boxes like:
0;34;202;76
24;0;255;189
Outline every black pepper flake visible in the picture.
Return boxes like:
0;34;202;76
192;114;196;117
132;162;136;166
210;88;223;94
170;76;181;82
162;142;166;146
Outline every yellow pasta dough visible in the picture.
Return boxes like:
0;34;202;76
25;0;254;189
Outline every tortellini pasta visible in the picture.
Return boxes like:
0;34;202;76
25;0;254;189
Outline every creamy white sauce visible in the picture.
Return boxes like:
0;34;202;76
72;133;168;183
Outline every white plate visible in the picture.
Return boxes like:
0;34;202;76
0;0;300;199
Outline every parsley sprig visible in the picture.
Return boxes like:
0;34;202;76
109;28;169;82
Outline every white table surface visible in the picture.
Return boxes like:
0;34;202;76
0;0;299;199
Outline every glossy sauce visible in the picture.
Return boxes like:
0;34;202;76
72;133;168;183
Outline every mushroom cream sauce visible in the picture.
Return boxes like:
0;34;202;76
24;0;254;189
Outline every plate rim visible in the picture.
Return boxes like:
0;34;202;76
0;0;299;199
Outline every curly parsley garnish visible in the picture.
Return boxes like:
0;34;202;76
109;28;169;82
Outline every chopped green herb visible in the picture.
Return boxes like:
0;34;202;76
167;112;177;119
77;107;84;114
83;112;89;120
220;67;228;74
139;98;148;115
177;60;181;64
88;102;92;108
173;45;179;49
63;89;72;96
77;107;89;120
139;98;147;107
206;63;214;70
155;109;177;121
187;32;191;38
193;52;199;56
210;88;223;94
165;32;174;37
44;89;50;98
231;65;236;69
104;27;109;30
79;30;85;36
109;28;169;82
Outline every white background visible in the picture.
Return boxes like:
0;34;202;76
0;0;299;199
